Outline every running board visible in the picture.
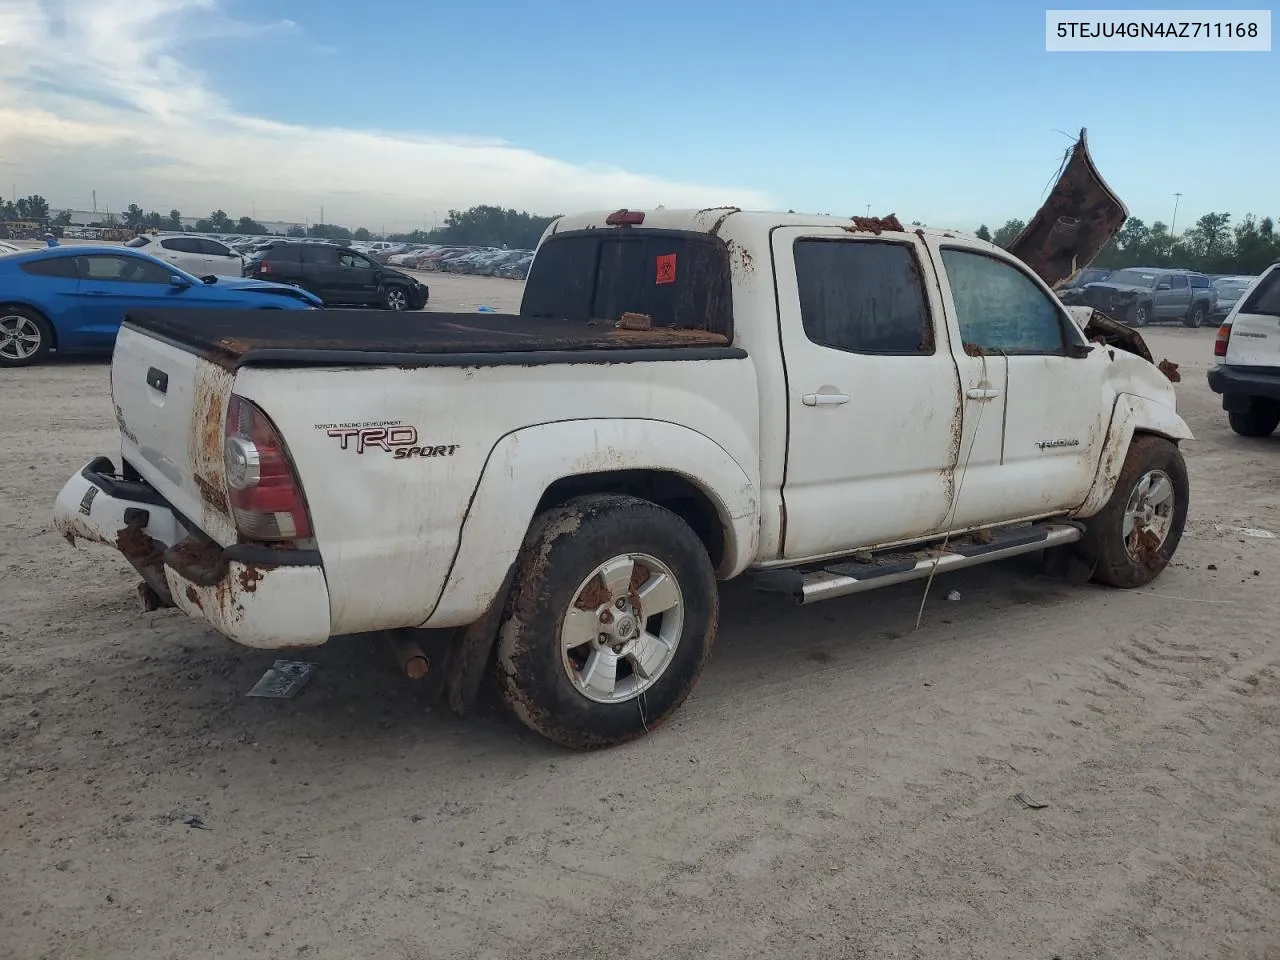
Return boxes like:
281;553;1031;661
753;523;1084;605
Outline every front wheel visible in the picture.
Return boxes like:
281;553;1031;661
1129;301;1152;327
495;494;719;749
383;285;408;311
1079;434;1189;588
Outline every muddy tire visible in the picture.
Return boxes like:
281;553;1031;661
1080;434;1188;589
0;306;53;367
1228;403;1280;438
495;494;718;749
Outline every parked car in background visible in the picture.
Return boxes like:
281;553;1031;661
0;245;321;366
126;234;245;278
1208;264;1280;437
1054;266;1112;299
1211;275;1258;320
497;253;534;280
1075;267;1216;327
245;242;428;310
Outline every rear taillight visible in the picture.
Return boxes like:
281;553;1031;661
1214;323;1231;358
224;395;312;541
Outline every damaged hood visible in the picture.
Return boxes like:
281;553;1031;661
1007;128;1128;289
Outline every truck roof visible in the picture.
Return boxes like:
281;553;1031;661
546;207;998;249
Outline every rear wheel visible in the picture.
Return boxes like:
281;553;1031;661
383;285;409;311
1184;302;1207;328
1228;402;1280;438
1079;434;1188;588
495;494;718;749
0;307;53;367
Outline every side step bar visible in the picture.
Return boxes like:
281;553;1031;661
753;522;1084;605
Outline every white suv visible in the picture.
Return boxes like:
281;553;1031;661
125;234;244;277
1208;261;1280;436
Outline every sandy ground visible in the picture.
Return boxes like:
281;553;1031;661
1;284;1278;960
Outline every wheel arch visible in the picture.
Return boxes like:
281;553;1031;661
1072;393;1193;519
422;418;760;629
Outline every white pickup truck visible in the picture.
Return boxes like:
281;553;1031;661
54;133;1192;748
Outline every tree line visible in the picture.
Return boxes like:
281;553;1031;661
978;211;1280;277
10;192;1276;275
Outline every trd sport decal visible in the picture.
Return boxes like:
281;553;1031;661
317;422;458;460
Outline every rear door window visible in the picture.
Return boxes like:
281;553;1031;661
521;230;732;334
302;246;338;266
792;238;933;355
266;245;303;263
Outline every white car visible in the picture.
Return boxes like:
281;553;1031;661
1208;261;1280;436
0;240;22;255
125;234;244;277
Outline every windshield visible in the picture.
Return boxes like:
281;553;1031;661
1108;269;1159;288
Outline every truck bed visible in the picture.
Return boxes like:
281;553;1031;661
124;308;741;370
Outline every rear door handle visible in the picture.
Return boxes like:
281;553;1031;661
146;367;168;393
802;393;850;406
966;388;1001;400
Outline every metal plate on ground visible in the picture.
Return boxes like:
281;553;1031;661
247;660;318;699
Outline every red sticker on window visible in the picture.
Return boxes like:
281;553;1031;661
655;253;676;285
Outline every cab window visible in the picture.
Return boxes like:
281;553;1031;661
941;248;1067;355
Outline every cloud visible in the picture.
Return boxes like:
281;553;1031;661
0;0;772;229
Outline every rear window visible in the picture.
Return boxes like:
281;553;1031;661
125;236;152;248
1240;268;1280;318
1190;275;1210;288
520;230;732;334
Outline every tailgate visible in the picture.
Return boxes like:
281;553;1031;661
111;324;238;545
1225;268;1280;368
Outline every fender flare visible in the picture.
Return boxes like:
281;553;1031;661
1072;393;1194;518
422;418;760;628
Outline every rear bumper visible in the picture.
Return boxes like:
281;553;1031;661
54;457;332;649
1207;364;1280;406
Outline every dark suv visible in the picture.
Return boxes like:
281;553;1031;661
245;242;429;311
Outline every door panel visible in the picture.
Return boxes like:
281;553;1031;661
75;254;186;343
157;237;208;275
774;228;962;560
933;241;1113;520
337;251;379;304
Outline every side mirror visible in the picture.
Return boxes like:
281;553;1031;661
169;274;191;289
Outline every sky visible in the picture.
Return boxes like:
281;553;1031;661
0;0;1274;234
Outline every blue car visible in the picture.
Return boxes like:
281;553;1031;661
0;244;322;367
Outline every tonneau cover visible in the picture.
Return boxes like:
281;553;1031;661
123;308;736;370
